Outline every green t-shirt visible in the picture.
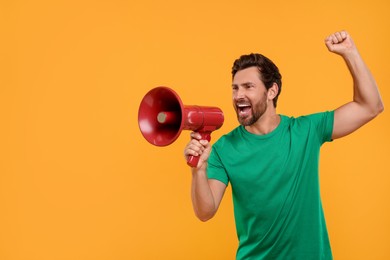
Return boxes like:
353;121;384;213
207;111;334;260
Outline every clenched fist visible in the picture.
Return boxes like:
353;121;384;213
325;30;358;57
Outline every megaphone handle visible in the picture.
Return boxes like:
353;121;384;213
187;132;211;168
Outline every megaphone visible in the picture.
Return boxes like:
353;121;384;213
138;86;224;167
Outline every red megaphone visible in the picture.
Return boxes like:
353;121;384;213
138;86;224;167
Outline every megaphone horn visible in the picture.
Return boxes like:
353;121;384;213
138;86;224;167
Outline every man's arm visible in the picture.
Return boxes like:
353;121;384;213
325;31;384;139
184;132;227;222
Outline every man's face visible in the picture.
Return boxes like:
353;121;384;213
232;67;268;126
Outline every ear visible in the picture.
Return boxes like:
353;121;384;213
267;83;279;101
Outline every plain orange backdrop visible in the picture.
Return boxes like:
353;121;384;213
1;0;389;259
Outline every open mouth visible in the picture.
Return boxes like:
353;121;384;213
236;103;252;116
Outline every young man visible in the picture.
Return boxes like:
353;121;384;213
184;31;384;259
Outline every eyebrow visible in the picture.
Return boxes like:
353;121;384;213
232;82;254;88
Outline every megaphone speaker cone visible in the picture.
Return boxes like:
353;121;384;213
138;87;183;146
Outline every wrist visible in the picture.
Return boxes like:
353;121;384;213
192;164;207;177
341;48;360;61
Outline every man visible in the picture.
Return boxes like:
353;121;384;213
184;31;384;259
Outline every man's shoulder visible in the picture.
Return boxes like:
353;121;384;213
213;126;242;147
282;111;335;143
281;111;334;125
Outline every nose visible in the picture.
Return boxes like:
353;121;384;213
233;87;245;100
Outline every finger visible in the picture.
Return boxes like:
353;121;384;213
331;34;340;44
334;31;343;43
325;34;336;44
190;138;205;148
184;145;199;157
190;132;202;140
324;35;333;46
184;148;200;157
200;139;209;146
340;30;348;39
185;141;205;156
185;145;205;157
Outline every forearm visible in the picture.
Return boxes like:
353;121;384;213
191;166;217;222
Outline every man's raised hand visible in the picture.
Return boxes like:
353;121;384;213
325;30;357;57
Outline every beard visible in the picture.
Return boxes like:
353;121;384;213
235;96;267;126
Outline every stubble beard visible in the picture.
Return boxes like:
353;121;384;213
236;99;267;126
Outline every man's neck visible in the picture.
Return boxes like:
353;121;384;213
245;111;280;135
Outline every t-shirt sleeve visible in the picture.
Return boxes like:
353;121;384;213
310;110;335;144
207;143;229;186
322;110;334;143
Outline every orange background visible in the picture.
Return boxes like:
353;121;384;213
1;0;389;259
